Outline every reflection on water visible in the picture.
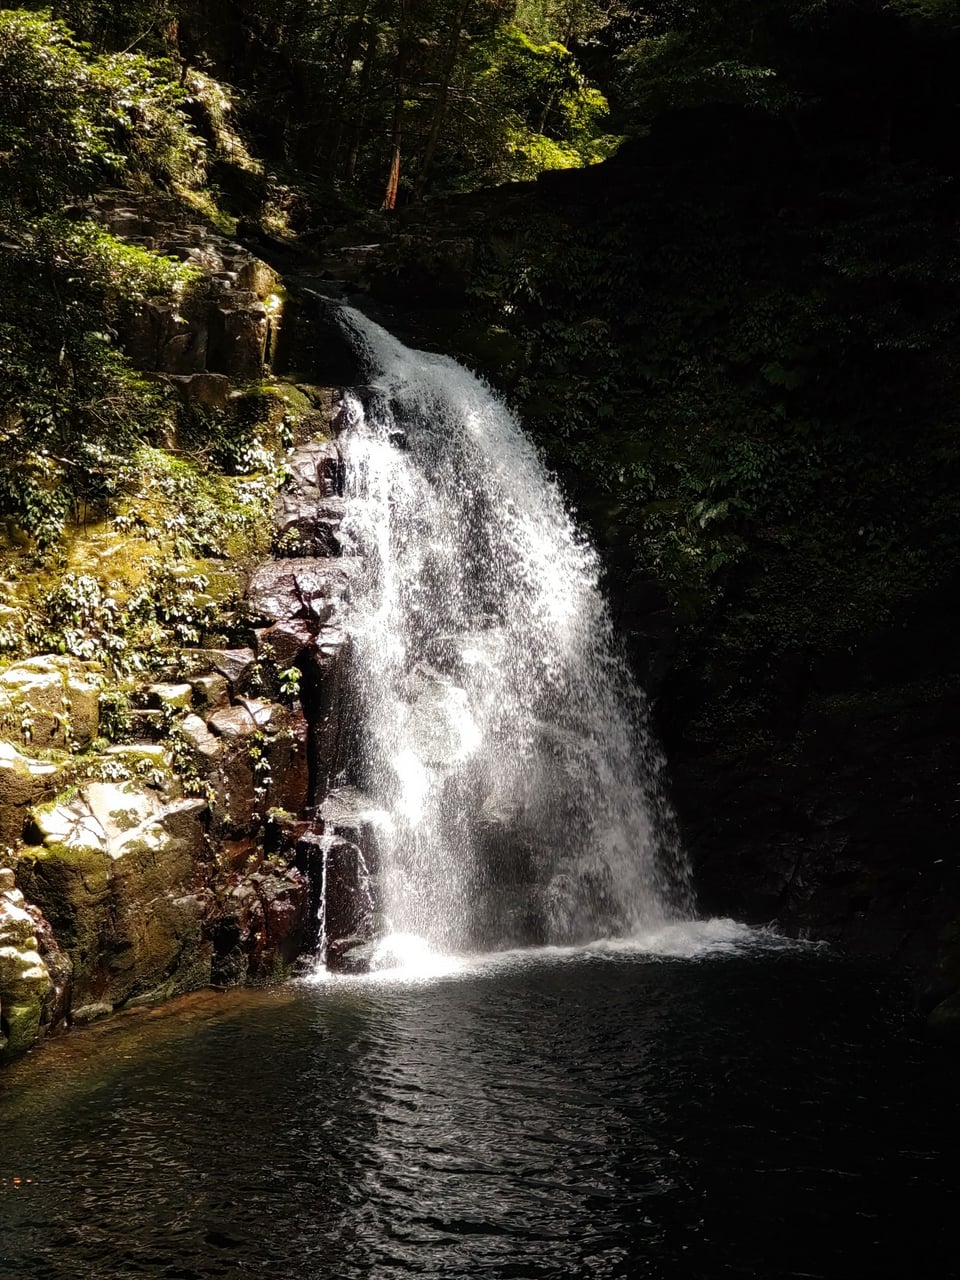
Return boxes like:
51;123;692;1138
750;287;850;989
0;944;951;1280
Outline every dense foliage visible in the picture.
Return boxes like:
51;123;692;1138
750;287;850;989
2;0;959;762
0;0;621;550
0;10;205;549
171;0;619;206
448;0;960;752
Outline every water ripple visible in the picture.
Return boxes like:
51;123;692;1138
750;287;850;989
0;949;950;1280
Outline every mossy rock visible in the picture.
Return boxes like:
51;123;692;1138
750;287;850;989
15;840;112;969
0;895;52;1059
275;383;312;416
0;741;69;843
147;682;194;711
195;563;245;602
17;781;209;1011
0;656;100;751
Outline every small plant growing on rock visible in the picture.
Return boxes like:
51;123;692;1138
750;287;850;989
99;691;132;743
274;528;303;557
278;667;301;702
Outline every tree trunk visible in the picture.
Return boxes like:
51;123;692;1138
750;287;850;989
382;0;410;210
414;0;471;199
346;17;380;183
383;131;402;209
326;2;369;168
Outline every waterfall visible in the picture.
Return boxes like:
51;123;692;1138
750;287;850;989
330;307;692;960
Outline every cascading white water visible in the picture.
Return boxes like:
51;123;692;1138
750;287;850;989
334;307;693;956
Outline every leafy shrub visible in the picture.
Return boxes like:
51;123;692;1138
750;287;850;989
0;11;207;552
0;9;204;213
0;223;193;550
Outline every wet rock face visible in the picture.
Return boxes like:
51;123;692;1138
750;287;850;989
247;432;386;968
247;558;360;626
179;695;310;834
276;494;346;557
210;867;311;986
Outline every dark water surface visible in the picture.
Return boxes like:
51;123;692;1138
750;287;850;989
0;937;952;1280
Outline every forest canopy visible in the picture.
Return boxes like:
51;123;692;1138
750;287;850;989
2;0;960;745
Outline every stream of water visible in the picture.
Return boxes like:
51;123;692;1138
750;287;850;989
331;308;690;960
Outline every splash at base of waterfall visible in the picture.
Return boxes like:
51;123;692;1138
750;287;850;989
306;918;808;985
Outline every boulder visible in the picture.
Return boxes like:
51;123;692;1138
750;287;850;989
29;905;71;1032
0;656;99;749
256;619;316;667
236;259;280;297
318;789;383;874
275;494;346;556
321;837;373;945
162;322;209;375
208;698;276;740
167;372;232;411
15;782;210;1012
180;713;222;762
208;866;308;984
326;934;379;974
246;558;360;625
190;673;231;712
0;944;51;1058
0;742;64;843
287;441;343;496
181;647;256;692
257;868;311;969
147;682;194;711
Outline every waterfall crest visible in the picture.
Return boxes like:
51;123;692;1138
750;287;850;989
332;307;692;957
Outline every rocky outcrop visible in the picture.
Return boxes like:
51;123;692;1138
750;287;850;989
239;426;386;974
247;558;360;626
0;656;100;751
0;200;375;1062
0;869;55;1057
17;776;210;1018
0;635;324;1058
92;192;282;389
0;356;378;1058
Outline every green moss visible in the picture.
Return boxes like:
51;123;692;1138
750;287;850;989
276;383;312;416
1;997;43;1057
179;188;237;236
